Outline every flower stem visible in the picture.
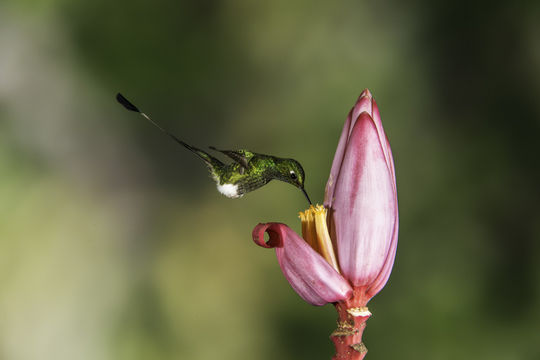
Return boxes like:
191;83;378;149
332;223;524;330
330;288;371;360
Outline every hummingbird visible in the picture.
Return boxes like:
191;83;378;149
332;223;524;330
116;93;312;204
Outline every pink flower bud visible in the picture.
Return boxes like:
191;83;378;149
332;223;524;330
327;92;398;296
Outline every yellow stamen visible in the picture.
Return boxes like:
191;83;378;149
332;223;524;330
299;205;340;273
299;206;318;252
313;205;340;272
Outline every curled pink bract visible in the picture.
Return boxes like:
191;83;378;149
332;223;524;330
253;223;352;306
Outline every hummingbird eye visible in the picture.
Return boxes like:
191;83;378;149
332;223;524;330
289;170;297;180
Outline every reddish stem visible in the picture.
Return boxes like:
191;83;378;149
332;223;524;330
330;287;371;360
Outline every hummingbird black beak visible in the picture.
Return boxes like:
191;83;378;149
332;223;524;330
301;187;312;205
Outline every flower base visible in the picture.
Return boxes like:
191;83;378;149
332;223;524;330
330;288;371;360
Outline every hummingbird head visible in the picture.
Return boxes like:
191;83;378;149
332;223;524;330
276;159;312;204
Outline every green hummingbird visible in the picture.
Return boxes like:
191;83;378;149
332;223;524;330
116;93;312;204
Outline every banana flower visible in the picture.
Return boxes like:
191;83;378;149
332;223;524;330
252;89;398;359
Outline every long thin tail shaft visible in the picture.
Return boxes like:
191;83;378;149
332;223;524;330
116;93;223;168
116;93;192;151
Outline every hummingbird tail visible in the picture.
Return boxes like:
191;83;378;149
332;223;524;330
116;93;140;112
116;92;224;171
183;144;225;172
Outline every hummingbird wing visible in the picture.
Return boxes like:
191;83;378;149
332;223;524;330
208;147;253;170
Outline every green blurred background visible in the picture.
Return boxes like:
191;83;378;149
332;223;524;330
1;1;539;359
